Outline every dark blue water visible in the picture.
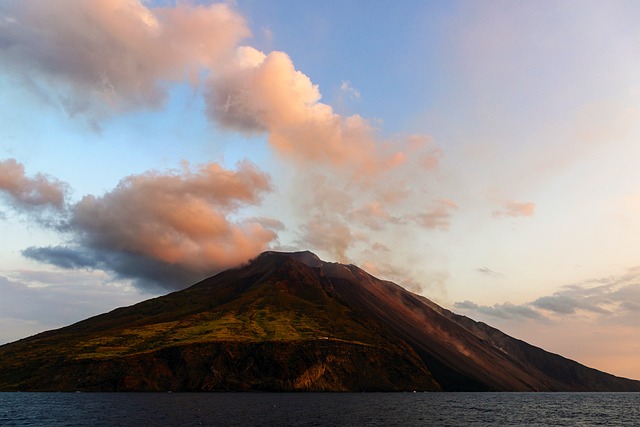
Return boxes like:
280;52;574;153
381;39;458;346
1;392;639;426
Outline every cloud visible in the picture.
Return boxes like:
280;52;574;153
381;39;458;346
297;216;353;262
1;0;451;284
455;267;640;323
0;158;68;211
454;269;640;379
405;134;443;171
206;47;408;179
349;202;404;231
23;161;279;290
188;41;443;267
22;245;97;270
0;0;249;116
532;294;610;315
24;245;211;291
492;200;536;218
454;300;545;321
413;199;458;230
0;272;143;343
477;267;504;278
362;260;430;294
339;80;361;100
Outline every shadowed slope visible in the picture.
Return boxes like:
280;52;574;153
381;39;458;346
318;261;640;391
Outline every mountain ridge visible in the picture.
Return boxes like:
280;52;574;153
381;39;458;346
1;250;638;392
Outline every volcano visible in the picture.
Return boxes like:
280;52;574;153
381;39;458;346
1;251;639;392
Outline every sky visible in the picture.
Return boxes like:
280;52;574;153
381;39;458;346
1;0;640;380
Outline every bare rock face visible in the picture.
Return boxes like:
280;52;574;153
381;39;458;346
1;251;639;392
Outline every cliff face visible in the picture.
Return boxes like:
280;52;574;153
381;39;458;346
1;340;436;392
1;250;639;392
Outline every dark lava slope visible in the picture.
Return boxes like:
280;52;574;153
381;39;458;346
1;251;639;392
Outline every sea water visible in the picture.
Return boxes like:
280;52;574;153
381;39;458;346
1;392;639;426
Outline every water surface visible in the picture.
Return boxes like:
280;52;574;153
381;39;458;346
1;392;639;426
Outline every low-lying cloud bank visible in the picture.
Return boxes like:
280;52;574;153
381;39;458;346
456;268;640;325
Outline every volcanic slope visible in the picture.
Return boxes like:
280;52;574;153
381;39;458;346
1;251;639;392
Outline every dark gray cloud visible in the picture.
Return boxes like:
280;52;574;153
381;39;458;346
23;245;205;291
22;245;96;270
454;300;544;320
532;294;610;315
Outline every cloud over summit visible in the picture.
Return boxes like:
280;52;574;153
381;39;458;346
8;159;278;290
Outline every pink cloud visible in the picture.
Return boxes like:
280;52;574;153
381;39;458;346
70;161;275;272
349;202;404;231
297;216;353;263
0;0;249;114
0;158;67;210
205;46;449;259
207;47;406;178
413;199;459;230
22;161;279;290
492;200;536;218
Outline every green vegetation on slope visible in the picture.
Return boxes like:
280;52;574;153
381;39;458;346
0;259;397;362
0;255;439;391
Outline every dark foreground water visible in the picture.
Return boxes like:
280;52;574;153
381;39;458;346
1;392;639;426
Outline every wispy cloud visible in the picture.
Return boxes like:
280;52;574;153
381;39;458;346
476;267;504;278
413;199;458;230
456;268;640;324
454;300;545;321
297;215;354;263
339;80;361;100
492;200;536;218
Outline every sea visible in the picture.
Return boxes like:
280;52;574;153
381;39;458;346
1;392;639;426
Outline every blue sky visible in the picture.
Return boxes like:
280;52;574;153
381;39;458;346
1;0;640;379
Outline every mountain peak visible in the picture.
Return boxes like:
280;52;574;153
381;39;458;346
259;250;324;268
255;250;361;281
2;250;640;392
